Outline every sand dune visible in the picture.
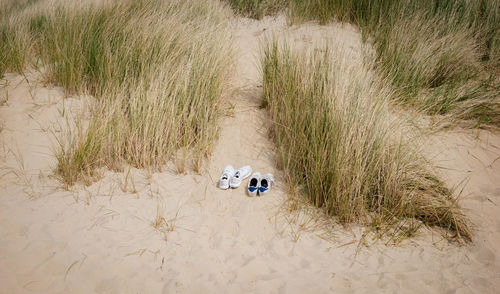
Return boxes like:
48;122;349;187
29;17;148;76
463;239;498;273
1;16;499;294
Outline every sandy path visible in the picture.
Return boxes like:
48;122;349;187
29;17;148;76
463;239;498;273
1;16;500;294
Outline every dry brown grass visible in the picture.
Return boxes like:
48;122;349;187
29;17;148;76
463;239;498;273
262;38;472;242
228;0;500;128
1;0;234;185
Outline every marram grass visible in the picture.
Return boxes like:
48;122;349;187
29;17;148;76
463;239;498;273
227;0;500;128
262;39;471;241
224;0;287;19
1;0;233;185
0;0;38;77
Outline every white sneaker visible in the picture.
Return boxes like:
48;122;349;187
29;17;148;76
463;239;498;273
258;173;274;196
247;172;261;196
230;165;252;188
219;165;235;189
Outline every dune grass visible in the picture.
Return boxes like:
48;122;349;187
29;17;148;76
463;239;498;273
227;0;500;127
1;0;233;185
224;0;287;19
262;39;471;241
0;0;39;77
367;1;500;127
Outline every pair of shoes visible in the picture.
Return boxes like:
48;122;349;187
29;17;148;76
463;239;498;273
219;165;252;189
247;173;274;196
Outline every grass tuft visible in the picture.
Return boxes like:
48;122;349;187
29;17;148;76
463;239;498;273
1;0;233;185
225;0;288;19
262;39;472;241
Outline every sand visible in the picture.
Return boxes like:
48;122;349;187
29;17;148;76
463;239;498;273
1;15;500;294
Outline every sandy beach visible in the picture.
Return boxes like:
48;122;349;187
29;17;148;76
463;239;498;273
1;15;500;294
